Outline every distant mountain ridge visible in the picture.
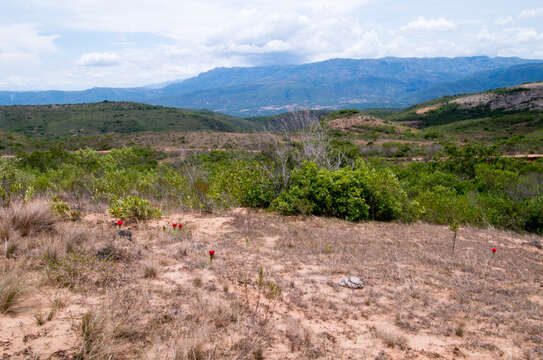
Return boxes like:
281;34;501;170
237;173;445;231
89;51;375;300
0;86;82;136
1;57;543;116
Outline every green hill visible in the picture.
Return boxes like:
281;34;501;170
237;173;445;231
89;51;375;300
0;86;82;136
388;82;543;127
0;102;261;138
384;82;543;152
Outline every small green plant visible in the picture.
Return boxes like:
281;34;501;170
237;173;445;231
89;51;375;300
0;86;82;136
34;312;45;326
449;220;459;254
51;196;80;221
266;281;282;300
23;186;35;204
108;196;162;221
257;265;264;287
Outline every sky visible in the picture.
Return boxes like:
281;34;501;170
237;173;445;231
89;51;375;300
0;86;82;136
1;0;543;90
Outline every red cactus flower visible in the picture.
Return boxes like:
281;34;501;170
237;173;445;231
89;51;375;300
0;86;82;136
172;223;177;229
179;224;183;229
116;220;123;227
209;250;215;264
492;248;497;253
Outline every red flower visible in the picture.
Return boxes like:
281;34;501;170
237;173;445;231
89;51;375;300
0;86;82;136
209;250;215;264
179;224;183;229
172;223;177;228
492;248;497;253
116;220;123;227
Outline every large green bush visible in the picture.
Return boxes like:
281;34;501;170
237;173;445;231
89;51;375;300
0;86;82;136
272;161;409;222
208;160;274;208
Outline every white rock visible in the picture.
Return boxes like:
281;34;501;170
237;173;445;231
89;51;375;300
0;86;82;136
338;276;364;289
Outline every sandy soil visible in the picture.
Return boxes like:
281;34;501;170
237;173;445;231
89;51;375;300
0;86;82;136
1;209;543;359
329;115;416;134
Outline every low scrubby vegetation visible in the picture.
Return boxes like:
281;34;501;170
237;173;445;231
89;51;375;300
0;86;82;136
1;135;542;234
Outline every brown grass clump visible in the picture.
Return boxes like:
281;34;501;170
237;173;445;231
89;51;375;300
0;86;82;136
143;264;157;279
0;267;27;314
78;311;107;359
77;288;150;359
0;200;58;237
0;216;14;241
374;327;408;350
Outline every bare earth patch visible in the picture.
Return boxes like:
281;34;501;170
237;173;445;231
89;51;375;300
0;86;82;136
2;208;543;359
415;105;442;115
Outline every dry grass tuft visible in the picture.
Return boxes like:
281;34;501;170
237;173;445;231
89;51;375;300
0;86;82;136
286;317;314;352
0;217;14;241
0;267;27;314
143;264;157;279
0;200;58;237
78;311;107;359
374;327;408;350
4;241;18;258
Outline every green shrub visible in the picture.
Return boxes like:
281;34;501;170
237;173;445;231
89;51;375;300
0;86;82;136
108;196;162;221
208;161;274;208
0;160;35;207
415;187;485;225
272;161;408;222
51;197;80;221
474;164;518;193
356;161;407;221
524;197;543;234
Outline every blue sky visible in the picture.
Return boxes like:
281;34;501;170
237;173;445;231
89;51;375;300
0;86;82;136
1;0;543;90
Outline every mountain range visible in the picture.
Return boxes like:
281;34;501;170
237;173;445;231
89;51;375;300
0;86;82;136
1;56;543;116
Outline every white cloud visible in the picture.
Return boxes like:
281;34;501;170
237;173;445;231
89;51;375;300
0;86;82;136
0;23;57;64
401;17;456;32
77;52;120;67
475;27;543;48
511;29;543;42
519;8;543;19
495;16;513;26
2;0;543;90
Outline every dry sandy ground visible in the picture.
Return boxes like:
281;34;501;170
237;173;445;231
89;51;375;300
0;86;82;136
329;115;416;134
1;208;543;359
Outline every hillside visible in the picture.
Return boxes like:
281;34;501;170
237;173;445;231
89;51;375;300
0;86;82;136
411;63;543;103
380;82;543;153
1;57;542;116
0;102;261;138
390;82;543;126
